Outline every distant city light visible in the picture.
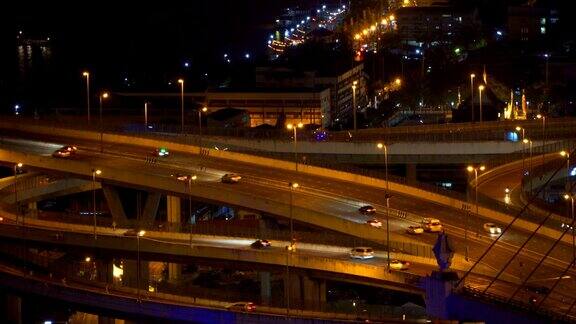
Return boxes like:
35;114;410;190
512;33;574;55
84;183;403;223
223;53;228;58
245;53;250;59
184;62;190;67
496;30;503;36
571;167;576;177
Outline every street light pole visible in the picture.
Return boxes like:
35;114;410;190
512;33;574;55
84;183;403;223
564;194;575;267
478;85;485;124
516;126;526;176
561;151;571;192
144;101;148;128
99;92;109;153
286;181;298;315
178;79;184;133
377;143;391;270
199;107;207;147
467;165;486;261
352;80;358;133
92;169;102;239
189;175;197;248
83;72;90;123
286;123;303;171
524;139;533;193
136;230;145;302
14;163;23;223
470;74;476;122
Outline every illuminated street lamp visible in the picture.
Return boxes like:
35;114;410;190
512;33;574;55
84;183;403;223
537;114;546;165
516;126;526;175
188;174;197;248
82;71;91;122
99;92;109;153
563;193;576;266
394;78;401;86
136;229;146;302
561;150;571;192
478;85;485;124
14;163;23;223
178;79;185;133
286;122;304;171
198;106;208;143
144;101;149;128
352;80;358;133
466;165;486;261
286;181;299;316
523;139;533;193
470;74;476;122
377;143;391;270
92;169;102;239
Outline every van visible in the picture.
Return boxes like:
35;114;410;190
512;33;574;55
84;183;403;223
350;247;374;259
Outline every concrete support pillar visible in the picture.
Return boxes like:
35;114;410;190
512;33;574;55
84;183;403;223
166;195;181;230
259;271;271;305
285;273;326;311
424;271;458;320
102;185;127;226
97;315;117;324
96;258;114;284
27;201;37;219
406;164;418;182
142;192;161;223
1;293;22;324
167;263;182;283
122;260;149;290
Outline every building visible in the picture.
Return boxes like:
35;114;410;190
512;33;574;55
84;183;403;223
395;6;478;43
205;88;331;128
507;6;553;42
255;64;367;127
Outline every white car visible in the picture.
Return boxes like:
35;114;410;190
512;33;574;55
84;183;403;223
406;225;424;234
423;218;443;232
389;260;410;270
366;219;382;228
350;247;374;259
483;223;502;235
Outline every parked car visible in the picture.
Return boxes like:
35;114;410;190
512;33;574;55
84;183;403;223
359;205;376;215
406;225;424;234
52;145;78;158
483;223;502;235
350;247;374;259
422;218;443;232
389;260;410;270
221;173;242;183
226;302;256;312
366;219;382;228
251;239;271;249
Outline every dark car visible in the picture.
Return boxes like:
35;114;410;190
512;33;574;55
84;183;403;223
251;239;271;249
359;205;376;215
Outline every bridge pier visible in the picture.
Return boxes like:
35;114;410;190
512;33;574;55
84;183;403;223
259;271;271;305
102;185;128;226
406;164;418;182
26;201;37;219
166;195;181;230
286;273;326;310
0;293;22;324
167;262;182;283
96;258;115;284
122;259;149;290
142;192;161;224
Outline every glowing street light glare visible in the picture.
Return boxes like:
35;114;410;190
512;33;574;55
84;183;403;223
467;166;474;172
85;257;91;262
101;92;109;99
564;193;571;200
377;143;384;149
137;230;146;237
95;169;102;175
523;138;530;144
478;85;485;91
17;163;23;168
82;71;89;77
479;165;486;171
291;182;299;188
297;122;303;128
470;73;476;79
177;79;184;84
202;107;208;112
394;78;401;85
515;126;522;131
191;175;197;180
560;150;568;157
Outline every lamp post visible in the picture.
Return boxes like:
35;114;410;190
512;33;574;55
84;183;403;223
286;181;299;316
198;107;208;146
516;126;526;176
537;114;546;161
14;163;23;223
188;175;197;248
470;73;476;122
144;101;149;128
92;169;102;239
561;150;571;192
352;80;358;133
136;229;146;302
478;85;485;124
178;79;185;133
524;139;533;193
377;143;391;270
467;165;486;261
99;92;109;153
563;193;576;265
286;122;304;171
82;71;90;122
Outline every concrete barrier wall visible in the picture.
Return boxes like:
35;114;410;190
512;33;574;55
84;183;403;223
0;123;571;247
